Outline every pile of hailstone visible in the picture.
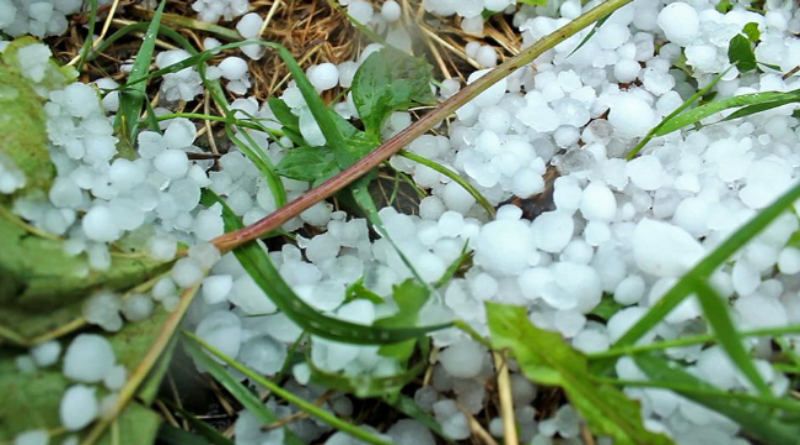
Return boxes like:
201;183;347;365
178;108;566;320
6;0;800;444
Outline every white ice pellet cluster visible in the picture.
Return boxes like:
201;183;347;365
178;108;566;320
0;0;82;38
0;152;26;194
155;50;205;102
6;0;800;443
192;0;248;23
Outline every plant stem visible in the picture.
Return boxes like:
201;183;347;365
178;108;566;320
210;0;635;253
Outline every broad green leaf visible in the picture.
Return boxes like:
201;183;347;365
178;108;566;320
716;0;732;12
602;179;800;373
0;39;64;195
487;303;674;445
114;0;166;157
0;214;171;344
352;51;413;136
690;277;770;396
0;308;169;442
728;34;757;73
383;47;435;106
636;355;800;445
375;279;431;361
201;190;452;345
276;146;338;182
743;22;760;43
96;403;162;445
182;339;305;445
654;89;800;136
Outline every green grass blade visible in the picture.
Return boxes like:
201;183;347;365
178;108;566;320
722;97;800;121
635;355;800;445
184;331;396;445
434;243;471;288
182;338;305;445
567;16;608;58
200;190;452;344
653;89;800;136
398;150;495;217
161;399;236;445
602;179;800;374
690;277;771;396
487;303;674;445
386;395;455;445
225;125;287;208
114;0;166;153
626;69;727;159
76;0;98;72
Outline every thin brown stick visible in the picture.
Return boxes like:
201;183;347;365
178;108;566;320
210;0;635;253
494;351;518;445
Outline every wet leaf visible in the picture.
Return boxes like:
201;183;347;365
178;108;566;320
276;146;338;182
728;33;757;73
487;303;674;445
0;214;171;344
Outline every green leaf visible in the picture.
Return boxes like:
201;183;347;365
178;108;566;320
383;47;435;106
114;0;166;156
157;424;212;445
96;403;162;445
352;51;412;136
275;146;339;182
487;303;674;445
728;33;757;73
375;279;431;361
182;339;305;445
689;277;771;396
518;0;547;5
0;308;170;442
201;190;452;345
716;0;732;12
0;214;171;344
743;22;760;43
722;96;800;121
635;355;800;445
589;295;625;322
567;16;608;58
654;89;800;136
305;352;427;398
0;40;62;195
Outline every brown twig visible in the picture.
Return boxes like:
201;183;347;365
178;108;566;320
210;0;636;253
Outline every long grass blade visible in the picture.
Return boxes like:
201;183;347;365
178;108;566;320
398;150;495;217
182;338;305;445
635;355;800;445
200;190;452;344
76;0;99;72
653;89;800;136
599;179;800;374
184;331;396;445
113;0;166;153
690;276;771;396
626;69;727;159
